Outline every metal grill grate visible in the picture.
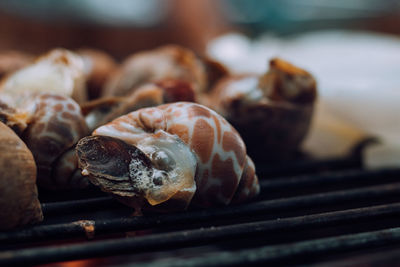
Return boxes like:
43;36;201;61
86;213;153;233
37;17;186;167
2;155;400;266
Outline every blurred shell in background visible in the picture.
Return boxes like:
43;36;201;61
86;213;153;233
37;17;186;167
207;31;400;167
0;48;87;105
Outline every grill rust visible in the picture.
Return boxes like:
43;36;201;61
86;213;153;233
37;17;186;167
1;156;400;266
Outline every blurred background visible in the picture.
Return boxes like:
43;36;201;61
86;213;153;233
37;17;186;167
0;0;400;57
0;0;400;163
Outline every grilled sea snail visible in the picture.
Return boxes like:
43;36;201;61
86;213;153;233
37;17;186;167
83;79;196;132
0;48;87;105
77;102;259;213
0;121;43;230
0;92;90;189
22;93;90;189
102;45;207;97
0;49;90;189
207;58;317;161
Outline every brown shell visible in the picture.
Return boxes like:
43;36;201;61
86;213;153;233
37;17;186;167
207;58;317;161
0;121;43;230
77;48;118;100
102;45;207;97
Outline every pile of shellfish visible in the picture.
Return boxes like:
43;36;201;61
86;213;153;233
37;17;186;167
0;45;316;229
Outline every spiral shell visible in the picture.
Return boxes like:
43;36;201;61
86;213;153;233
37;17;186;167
207;58;317;161
0;121;43;230
77;102;259;211
102;45;207;97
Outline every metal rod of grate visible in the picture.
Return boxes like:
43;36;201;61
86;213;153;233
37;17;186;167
1;202;400;265
259;167;400;192
256;156;362;177
133;227;400;267
2;181;400;244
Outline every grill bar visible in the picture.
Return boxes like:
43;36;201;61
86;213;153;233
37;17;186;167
259;168;400;193
1;203;400;265
260;168;400;198
256;156;362;177
134;227;400;267
3;182;400;244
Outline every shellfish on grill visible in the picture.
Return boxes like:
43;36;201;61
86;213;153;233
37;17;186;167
206;58;317;161
77;102;259;213
0;93;89;189
102;45;208;97
0;48;87;105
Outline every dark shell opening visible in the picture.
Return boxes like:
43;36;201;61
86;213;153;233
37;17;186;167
76;135;153;195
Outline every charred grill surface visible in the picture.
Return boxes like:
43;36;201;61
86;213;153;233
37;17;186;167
1;158;400;266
